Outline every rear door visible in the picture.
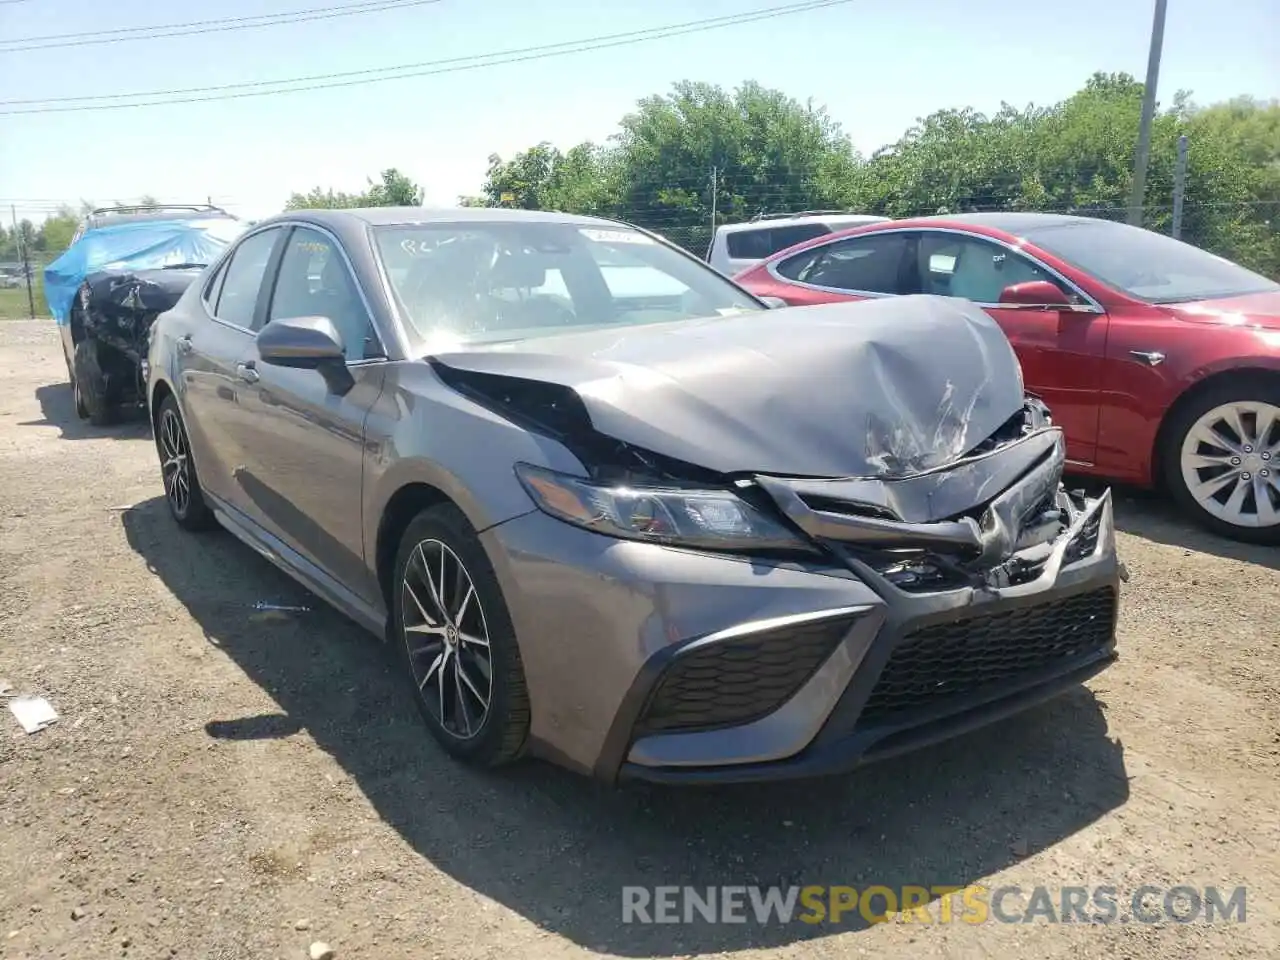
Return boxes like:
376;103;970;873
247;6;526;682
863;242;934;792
229;224;389;601
177;226;286;510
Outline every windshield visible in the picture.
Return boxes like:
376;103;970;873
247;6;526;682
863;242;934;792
1023;219;1279;304
371;221;764;349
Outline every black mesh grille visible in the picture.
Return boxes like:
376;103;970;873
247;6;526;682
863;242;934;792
633;616;856;737
857;587;1117;728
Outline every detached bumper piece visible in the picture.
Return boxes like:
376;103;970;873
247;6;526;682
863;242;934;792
616;417;1122;784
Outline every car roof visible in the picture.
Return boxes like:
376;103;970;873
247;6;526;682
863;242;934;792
716;213;889;234
85;206;239;227
858;211;1107;235
258;206;630;229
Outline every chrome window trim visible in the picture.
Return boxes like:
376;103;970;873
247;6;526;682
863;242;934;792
766;226;1106;313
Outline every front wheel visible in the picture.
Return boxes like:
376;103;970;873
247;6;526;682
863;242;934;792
72;339;115;426
391;504;530;767
1162;380;1280;544
155;394;216;531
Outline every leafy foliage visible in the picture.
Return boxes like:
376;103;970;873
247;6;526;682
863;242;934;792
284;167;424;211
467;74;1280;276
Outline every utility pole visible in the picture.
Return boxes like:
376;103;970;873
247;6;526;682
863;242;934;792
11;204;35;319
1171;134;1189;239
1127;0;1168;227
709;166;718;239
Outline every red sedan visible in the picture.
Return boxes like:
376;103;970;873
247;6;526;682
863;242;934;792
734;213;1280;543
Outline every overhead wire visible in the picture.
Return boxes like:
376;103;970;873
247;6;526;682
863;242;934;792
0;0;856;114
0;0;446;52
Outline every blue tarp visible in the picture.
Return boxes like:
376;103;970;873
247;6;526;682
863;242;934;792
44;217;244;325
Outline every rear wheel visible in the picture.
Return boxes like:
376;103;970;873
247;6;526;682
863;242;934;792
155;394;216;531
1162;380;1280;544
391;504;530;767
72;339;116;426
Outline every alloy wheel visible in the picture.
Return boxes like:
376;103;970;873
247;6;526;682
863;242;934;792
1179;400;1280;529
401;538;494;739
159;407;191;517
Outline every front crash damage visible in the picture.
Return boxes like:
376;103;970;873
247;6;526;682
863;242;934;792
428;295;1119;593
429;295;1123;782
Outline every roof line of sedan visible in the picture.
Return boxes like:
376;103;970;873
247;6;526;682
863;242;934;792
257;206;630;228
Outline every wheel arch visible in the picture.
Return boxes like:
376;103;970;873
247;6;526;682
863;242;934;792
1151;365;1280;488
149;378;176;434
374;482;457;611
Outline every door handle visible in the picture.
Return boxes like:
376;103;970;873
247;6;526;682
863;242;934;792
175;335;193;355
235;361;260;384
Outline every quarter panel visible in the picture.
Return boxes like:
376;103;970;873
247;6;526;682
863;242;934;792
1098;311;1280;484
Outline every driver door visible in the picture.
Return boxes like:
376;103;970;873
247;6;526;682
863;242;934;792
914;231;1109;465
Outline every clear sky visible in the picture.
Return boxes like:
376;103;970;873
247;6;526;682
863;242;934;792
0;0;1276;224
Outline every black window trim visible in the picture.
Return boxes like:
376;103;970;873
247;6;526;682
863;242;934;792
766;226;1105;312
265;220;390;365
200;224;286;334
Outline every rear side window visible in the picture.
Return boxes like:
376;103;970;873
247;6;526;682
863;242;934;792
725;223;831;260
213;228;281;329
775;234;913;295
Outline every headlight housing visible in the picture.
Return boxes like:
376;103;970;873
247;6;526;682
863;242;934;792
514;463;808;551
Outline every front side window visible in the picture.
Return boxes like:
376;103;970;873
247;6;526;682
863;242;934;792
775;234;912;294
372;222;764;350
214;227;280;329
269;227;378;359
917;233;1066;303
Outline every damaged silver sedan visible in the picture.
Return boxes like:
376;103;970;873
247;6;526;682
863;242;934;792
146;208;1122;784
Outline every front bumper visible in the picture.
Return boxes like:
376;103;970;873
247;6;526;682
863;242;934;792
481;482;1121;785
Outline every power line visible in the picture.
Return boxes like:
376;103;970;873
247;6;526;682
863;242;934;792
0;0;855;114
0;0;445;52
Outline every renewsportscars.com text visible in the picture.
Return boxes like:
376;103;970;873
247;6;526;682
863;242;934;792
621;884;1248;926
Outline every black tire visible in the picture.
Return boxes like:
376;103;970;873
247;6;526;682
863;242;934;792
64;342;88;419
391;503;530;767
155;394;216;531
1161;378;1280;545
72;338;116;426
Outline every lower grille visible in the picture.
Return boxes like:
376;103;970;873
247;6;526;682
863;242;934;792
633;615;857;737
857;587;1117;728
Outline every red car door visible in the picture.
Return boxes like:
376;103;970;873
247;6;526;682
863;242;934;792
912;231;1109;467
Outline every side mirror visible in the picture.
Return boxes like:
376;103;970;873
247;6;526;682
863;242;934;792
998;280;1072;309
256;315;354;395
758;296;790;309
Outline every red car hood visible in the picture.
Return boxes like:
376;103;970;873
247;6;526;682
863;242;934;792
1161;289;1280;330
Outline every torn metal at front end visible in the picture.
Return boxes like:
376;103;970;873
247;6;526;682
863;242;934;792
748;399;1111;594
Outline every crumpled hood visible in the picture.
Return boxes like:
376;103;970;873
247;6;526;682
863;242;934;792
428;295;1026;479
1161;289;1280;331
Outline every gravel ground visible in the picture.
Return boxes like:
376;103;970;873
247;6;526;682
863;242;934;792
1;319;1277;960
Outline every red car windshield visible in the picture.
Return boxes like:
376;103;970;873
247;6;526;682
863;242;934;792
1022;219;1278;304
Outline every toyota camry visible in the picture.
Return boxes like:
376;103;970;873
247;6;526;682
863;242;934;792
145;207;1122;784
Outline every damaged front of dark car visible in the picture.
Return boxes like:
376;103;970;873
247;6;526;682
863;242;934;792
424;294;1123;784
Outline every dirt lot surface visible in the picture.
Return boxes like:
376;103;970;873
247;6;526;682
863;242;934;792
1;319;1277;960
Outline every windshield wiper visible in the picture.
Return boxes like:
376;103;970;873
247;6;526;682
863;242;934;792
162;262;207;270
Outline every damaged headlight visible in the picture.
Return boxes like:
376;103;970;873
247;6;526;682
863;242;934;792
514;463;807;551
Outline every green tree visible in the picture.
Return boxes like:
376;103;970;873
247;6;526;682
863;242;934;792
285;167;425;210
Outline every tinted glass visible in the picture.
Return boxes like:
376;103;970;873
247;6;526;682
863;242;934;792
918;233;1066;302
776;234;911;294
1023;219;1279;303
726;223;830;260
214;228;280;328
270;227;378;357
372;221;763;349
